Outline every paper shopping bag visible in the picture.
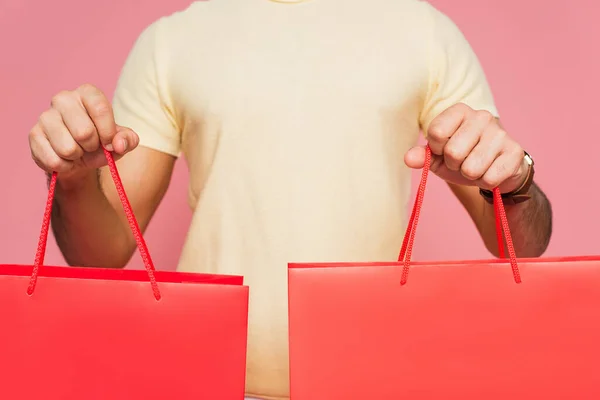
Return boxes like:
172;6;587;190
0;150;249;400
288;145;600;399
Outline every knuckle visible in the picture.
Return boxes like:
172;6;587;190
28;134;42;153
451;102;470;114
32;154;48;172
479;182;494;191
73;124;96;142
90;101;111;117
494;128;508;141
444;144;463;162
511;143;524;157
461;163;481;180
30;148;39;163
482;175;500;189
496;160;510;177
50;91;72;107
57;142;82;159
428;124;446;140
484;165;508;188
46;156;64;172
78;83;97;93
476;109;495;122
31;154;42;168
38;109;56;125
28;126;41;142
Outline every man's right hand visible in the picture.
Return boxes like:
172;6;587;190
29;84;139;184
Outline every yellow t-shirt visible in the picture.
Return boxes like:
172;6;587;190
112;0;498;398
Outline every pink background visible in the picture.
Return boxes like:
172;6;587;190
1;0;598;270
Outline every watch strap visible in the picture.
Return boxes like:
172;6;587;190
480;151;535;205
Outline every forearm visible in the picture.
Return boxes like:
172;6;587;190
478;182;553;257
50;170;135;268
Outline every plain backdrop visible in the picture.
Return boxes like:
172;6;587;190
1;0;598;270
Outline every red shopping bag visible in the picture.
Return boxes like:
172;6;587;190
288;145;600;399
0;150;249;400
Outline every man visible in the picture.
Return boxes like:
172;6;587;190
28;0;552;398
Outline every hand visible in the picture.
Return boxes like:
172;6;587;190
29;84;139;182
405;103;528;194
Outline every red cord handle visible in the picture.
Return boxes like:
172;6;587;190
398;144;521;285
27;148;162;300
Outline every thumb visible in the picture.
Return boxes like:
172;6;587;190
405;144;473;187
404;145;427;169
109;126;140;155
404;144;447;177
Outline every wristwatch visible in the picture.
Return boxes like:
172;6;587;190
479;151;535;205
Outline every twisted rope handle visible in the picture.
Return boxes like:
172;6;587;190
27;148;161;300
398;145;520;285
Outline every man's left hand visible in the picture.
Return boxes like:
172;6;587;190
405;103;528;194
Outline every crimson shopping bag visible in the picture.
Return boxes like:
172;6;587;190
0;150;249;400
288;145;600;399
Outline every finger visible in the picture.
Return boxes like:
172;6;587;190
29;125;74;173
491;145;526;193
427;103;472;155
443;111;492;171
76;84;116;148
404;145;426;169
38;109;84;161
477;148;522;190
81;127;140;169
459;125;506;181
404;145;445;175
110;126;140;155
51;91;100;153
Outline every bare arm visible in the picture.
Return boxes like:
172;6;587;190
448;182;552;258
50;146;175;268
406;106;553;258
29;84;176;269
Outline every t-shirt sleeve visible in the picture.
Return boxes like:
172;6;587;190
419;3;499;136
112;19;181;157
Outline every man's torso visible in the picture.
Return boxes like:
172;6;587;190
126;0;433;397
